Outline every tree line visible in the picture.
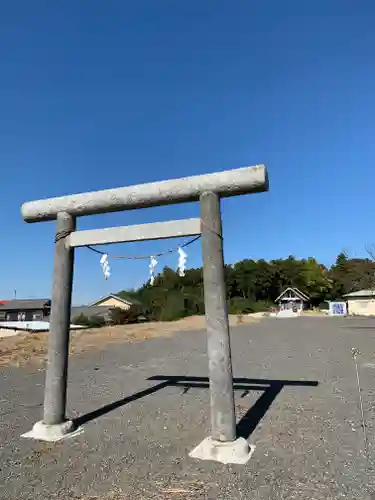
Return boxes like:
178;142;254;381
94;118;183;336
117;252;375;321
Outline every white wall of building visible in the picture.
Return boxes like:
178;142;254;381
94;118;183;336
347;298;375;316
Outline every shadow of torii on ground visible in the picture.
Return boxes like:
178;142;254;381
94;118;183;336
73;375;319;439
148;375;319;439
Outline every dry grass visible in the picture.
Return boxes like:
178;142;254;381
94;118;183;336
0;315;259;368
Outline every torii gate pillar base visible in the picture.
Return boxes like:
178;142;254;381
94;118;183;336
189;436;255;465
21;420;83;442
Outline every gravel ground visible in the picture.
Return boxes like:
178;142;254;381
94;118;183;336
0;317;375;499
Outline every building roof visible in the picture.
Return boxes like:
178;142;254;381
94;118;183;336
293;288;310;301
88;293;141;307
71;305;113;319
71;305;146;322
0;299;51;311
275;287;310;303
343;289;375;298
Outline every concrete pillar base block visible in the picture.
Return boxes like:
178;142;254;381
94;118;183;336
21;420;83;442
189;436;255;465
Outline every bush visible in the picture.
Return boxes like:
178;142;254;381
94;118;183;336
159;307;185;322
110;306;142;325
72;313;106;328
88;316;106;328
72;313;91;326
247;300;270;313
228;297;270;315
159;293;186;321
228;297;252;314
318;302;329;310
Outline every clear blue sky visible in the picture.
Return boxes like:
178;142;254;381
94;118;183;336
1;1;374;304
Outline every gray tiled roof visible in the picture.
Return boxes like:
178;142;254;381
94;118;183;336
71;305;113;319
0;299;51;310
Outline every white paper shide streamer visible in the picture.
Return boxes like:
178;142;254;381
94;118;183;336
177;247;187;277
100;254;111;280
96;243;189;285
149;256;158;285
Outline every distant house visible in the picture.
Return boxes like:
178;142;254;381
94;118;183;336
71;293;143;324
71;305;114;324
343;289;375;316
0;294;142;326
88;293;141;311
0;299;51;322
275;287;310;312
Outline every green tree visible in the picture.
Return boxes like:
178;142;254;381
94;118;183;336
329;253;375;299
114;252;375;321
302;257;332;306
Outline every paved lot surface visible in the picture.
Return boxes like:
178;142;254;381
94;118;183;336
0;317;375;499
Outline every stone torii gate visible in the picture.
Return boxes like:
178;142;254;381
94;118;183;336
21;164;269;464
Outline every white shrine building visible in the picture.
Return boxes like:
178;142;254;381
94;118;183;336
275;287;310;312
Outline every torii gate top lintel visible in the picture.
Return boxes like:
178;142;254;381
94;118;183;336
21;164;268;223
